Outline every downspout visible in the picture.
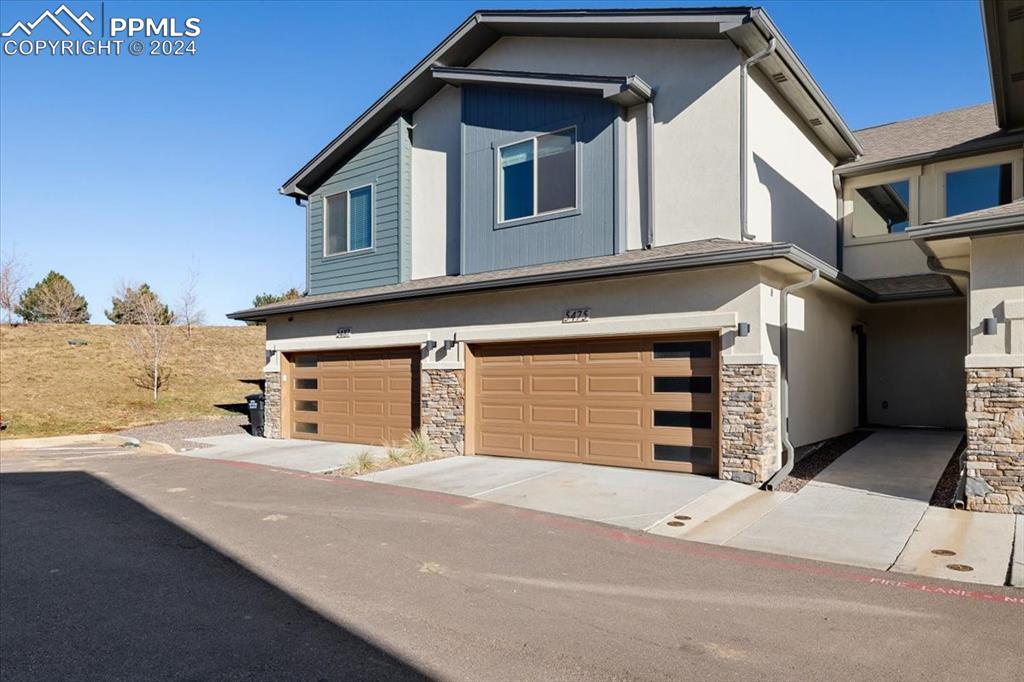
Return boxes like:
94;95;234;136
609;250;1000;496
763;268;819;491
739;37;776;241
644;100;656;249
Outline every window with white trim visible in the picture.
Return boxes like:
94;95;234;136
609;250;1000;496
498;127;577;223
324;184;373;256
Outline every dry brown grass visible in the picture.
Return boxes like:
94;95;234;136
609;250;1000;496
330;431;446;477
0;323;265;439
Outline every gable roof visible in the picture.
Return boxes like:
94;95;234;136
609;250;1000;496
835;103;1024;176
280;7;861;198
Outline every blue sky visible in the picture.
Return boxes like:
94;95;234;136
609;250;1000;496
0;0;992;324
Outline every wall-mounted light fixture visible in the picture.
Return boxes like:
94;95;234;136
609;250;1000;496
424;339;437;352
737;322;751;337
444;338;456;351
982;318;998;335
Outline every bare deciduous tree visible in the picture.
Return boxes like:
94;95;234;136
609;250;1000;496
0;249;26;324
119;281;173;401
176;265;205;338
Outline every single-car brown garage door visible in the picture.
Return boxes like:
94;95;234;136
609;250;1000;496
469;335;718;475
286;348;419;445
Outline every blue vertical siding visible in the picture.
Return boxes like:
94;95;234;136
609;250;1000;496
461;86;618;274
307;117;410;295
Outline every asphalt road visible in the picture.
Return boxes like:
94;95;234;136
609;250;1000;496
1;447;1021;681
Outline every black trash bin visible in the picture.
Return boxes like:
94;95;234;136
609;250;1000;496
246;393;265;438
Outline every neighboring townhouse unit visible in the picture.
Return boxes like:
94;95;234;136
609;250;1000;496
230;6;1024;513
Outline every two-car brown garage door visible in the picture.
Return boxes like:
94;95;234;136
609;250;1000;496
469;335;719;475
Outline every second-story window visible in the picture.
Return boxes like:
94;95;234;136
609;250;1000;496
324;185;373;256
498;127;577;223
850;179;910;238
945;163;1012;217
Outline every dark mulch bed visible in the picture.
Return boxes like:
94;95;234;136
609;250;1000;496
929;435;967;508
776;430;875;493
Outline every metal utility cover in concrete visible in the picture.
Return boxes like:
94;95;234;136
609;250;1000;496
892;507;1016;586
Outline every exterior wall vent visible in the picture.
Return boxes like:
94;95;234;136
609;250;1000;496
1008;6;1023;20
1011;71;1024;83
808;117;823;126
771;72;788;83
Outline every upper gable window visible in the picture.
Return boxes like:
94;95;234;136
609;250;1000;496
324;185;373;256
850;180;910;238
945;163;1012;218
498;127;577;223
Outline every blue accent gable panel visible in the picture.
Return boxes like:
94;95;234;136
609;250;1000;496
307;117;410;296
461;86;617;274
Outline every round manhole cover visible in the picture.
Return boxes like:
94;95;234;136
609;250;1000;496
930;549;956;556
946;563;974;572
666;520;686;527
673;515;692;521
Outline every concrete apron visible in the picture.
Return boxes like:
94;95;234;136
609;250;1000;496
649;429;1016;586
359;456;730;531
179;434;387;474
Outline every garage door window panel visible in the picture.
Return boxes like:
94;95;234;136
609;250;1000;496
654;445;713;465
294;400;318;412
653;376;712;393
653;410;713;429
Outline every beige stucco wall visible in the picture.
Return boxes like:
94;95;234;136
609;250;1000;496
747;69;839;265
266;265;769;367
759;274;860;449
968;232;1024;367
841;148;1024;280
469;36;743;250
862;299;967;428
411;85;461;279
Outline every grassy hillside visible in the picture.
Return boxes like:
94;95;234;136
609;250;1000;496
0;324;265;438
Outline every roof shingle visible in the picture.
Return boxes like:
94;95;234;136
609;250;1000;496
837;103;1022;174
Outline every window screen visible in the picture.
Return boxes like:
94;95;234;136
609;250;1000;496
348;186;373;250
325;193;348;255
537;129;576;214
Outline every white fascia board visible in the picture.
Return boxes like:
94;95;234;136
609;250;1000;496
456;311;738;344
268;331;430;353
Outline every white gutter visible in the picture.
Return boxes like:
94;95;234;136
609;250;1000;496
739;37;776;241
763;268;819;491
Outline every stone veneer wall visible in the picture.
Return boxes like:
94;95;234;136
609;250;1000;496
421;369;465;456
263;371;282;439
720;364;779;484
964;367;1024;514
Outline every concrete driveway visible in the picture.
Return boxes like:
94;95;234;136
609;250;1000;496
359;456;734;530
179;433;386;473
